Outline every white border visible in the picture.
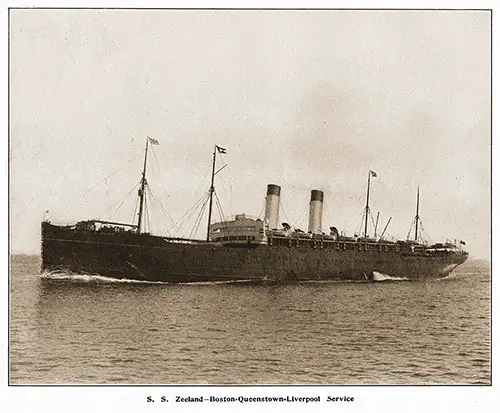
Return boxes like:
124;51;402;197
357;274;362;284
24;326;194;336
2;1;497;412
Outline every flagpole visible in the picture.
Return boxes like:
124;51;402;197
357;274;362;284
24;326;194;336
364;170;371;237
137;137;149;234
206;146;217;241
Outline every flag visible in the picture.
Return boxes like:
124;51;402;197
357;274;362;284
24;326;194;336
370;170;377;177
216;145;227;154
460;240;466;245
148;137;159;145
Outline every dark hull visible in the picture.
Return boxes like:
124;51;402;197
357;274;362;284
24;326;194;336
41;222;468;283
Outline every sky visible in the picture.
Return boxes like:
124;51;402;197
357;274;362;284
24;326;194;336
9;9;491;259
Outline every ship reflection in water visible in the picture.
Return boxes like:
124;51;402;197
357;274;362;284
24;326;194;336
10;255;490;384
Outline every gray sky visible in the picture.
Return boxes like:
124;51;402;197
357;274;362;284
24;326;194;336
9;9;491;259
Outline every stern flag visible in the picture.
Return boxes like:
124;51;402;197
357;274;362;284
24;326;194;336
370;170;377;177
216;145;227;154
148;137;160;145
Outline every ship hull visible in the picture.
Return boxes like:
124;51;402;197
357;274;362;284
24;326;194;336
41;222;468;283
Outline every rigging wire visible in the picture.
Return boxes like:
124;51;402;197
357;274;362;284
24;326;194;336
147;149;188;236
279;195;292;227
151;147;212;211
406;219;415;240
110;182;141;218
173;190;211;236
406;216;426;243
61;153;141;212
419;220;426;243
140;146;173;234
144;190;150;233
358;209;367;236
149;148;215;238
215;200;224;225
132;192;139;226
359;207;375;237
214;191;229;232
192;159;213;200
147;186;178;235
148;186;183;237
217;151;233;217
213;192;229;241
295;202;309;231
189;194;210;239
359;211;364;236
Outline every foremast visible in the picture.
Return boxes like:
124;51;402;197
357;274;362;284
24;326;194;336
137;136;159;233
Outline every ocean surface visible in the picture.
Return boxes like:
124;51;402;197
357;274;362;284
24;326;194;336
9;255;490;385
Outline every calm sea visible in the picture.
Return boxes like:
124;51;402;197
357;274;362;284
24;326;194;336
9;255;490;385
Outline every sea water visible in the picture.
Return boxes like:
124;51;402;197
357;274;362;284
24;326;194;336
9;255;490;384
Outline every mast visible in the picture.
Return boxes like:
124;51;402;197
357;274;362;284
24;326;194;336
206;146;217;241
137;138;149;233
364;170;371;237
414;187;420;241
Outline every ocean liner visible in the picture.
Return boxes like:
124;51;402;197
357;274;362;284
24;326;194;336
41;138;468;282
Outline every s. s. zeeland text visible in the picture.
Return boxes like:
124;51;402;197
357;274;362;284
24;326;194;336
147;395;354;403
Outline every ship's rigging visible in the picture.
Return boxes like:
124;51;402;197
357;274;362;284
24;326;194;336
129;138;229;240
206;145;228;241
56;139;434;246
407;187;426;243
359;169;392;240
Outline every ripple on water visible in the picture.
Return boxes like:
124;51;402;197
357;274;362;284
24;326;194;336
9;256;491;384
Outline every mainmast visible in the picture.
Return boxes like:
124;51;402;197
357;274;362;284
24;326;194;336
136;137;149;233
206;145;226;241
